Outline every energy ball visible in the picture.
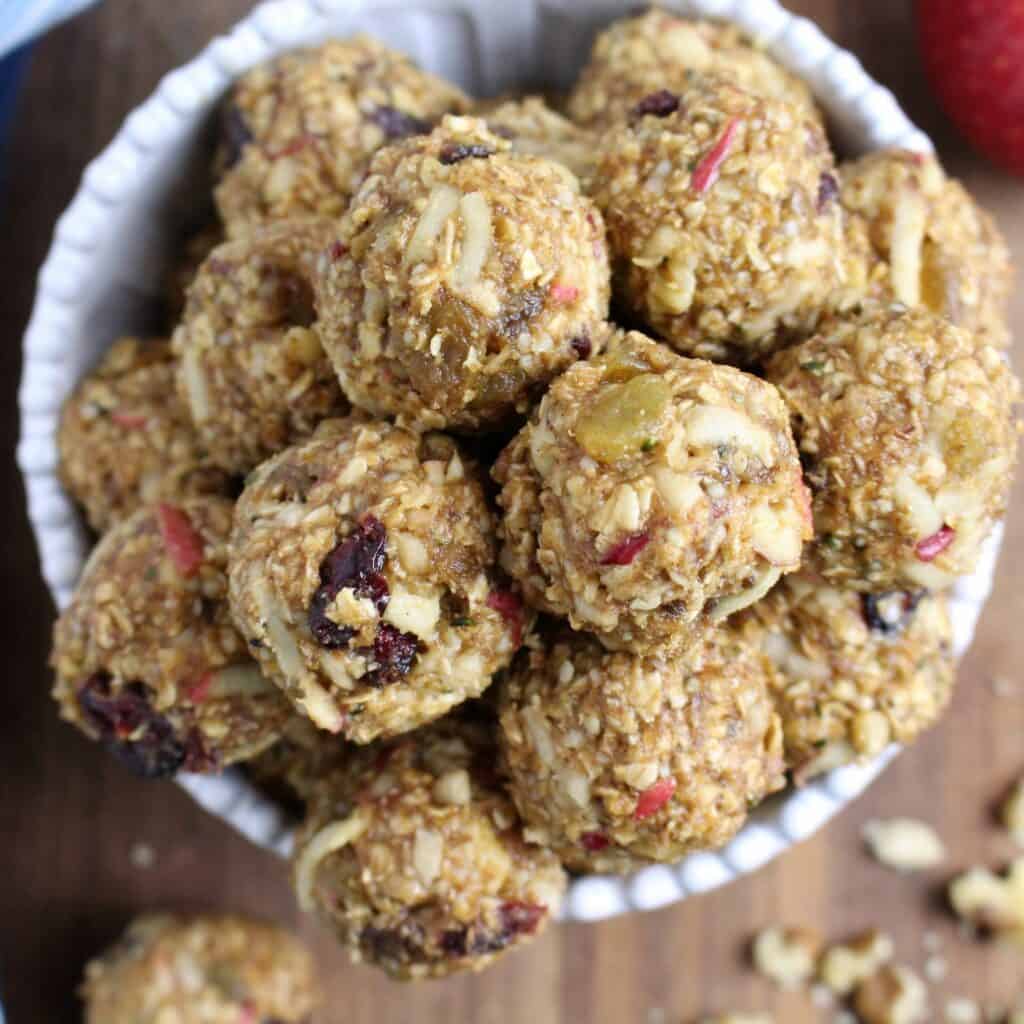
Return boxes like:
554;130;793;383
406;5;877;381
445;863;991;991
173;218;348;474
58;337;231;533
229;418;527;743
567;11;822;131
493;331;811;652
766;307;1021;591
479;96;597;184
314;114;610;432
291;718;566;980
840;149;1014;347
735;576;955;781
80;913;318;1024
591;74;844;363
51;497;291;777
214;35;468;235
498;628;785;873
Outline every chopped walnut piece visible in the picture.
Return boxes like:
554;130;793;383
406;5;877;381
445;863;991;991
863;817;947;872
751;925;820;988
819;930;894;996
854;964;928;1024
1001;780;1024;846
948;858;1024;944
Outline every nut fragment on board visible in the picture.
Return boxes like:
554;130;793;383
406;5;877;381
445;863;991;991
853;964;928;1024
819;930;894;996
751;925;820;988
948;858;1024;943
1001;780;1024;846
863;818;947;871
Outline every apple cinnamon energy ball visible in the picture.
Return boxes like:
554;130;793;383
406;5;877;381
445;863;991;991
229;417;527;743
839;149;1014;346
314;114;610;432
766;307;1021;591
51;497;291;777
499;628;785;873
591;74;844;363
493;331;811;652
567;10;822;131
173;217;348;474
735;577;955;782
214;35;468;235
80;913;318;1024
479;96;597;184
292;718;566;979
58;337;231;533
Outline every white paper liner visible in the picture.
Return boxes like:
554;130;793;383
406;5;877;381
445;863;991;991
18;0;999;923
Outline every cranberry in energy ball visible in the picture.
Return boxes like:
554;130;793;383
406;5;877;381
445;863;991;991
51;498;291;777
766;307;1021;591
291;718;565;979
228;418;527;743
590;74;845;363
734;576;955;782
498;629;785;873
173;218;348;475
80;913;318;1024
214;35;468;235
493;331;811;653
57;337;231;533
314;115;610;432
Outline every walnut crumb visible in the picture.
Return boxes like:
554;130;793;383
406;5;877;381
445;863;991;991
945;998;981;1023
1001;780;1024;846
751;925;820;988
819;929;894;996
948;857;1024;944
863;817;946;871
854;964;928;1024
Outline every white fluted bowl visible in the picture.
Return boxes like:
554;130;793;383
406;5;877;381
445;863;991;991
19;0;1003;923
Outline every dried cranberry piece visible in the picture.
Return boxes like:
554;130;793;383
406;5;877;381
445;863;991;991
439;142;494;165
571;333;592;360
634;777;676;821
78;675;185;778
631;89;680;119
308;517;390;649
581;831;610;852
369;106;431;139
499;901;545;937
486;588;525;646
363;624;420;686
861;591;924;635
915;524;956;562
817;172;839;212
221;105;253;169
439;929;468;957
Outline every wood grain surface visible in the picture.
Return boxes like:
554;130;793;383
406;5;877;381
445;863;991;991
1;3;1021;1021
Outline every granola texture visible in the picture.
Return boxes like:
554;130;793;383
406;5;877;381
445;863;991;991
51;497;290;776
314;115;610;431
766;307;1021;590
840;149;1014;347
214;36;468;235
228;418;525;742
591;74;843;363
291;718;566;979
58;337;231;533
478;96;598;185
566;11;822;131
493;331;811;652
734;576;954;780
498;629;785;872
173;218;348;475
81;913;318;1024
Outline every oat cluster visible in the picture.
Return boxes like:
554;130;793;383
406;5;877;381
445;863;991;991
53;11;1018;988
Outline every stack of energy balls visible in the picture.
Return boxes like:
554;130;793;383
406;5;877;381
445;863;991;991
51;12;1020;981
